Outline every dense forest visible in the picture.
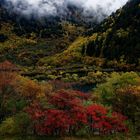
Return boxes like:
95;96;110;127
0;0;140;139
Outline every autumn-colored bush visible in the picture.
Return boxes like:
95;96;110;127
26;90;89;135
12;76;45;99
87;105;128;135
0;112;31;136
48;90;89;109
0;73;40;121
113;86;140;131
0;63;50;122
94;72;140;133
26;90;128;136
95;72;140;105
28;107;72;135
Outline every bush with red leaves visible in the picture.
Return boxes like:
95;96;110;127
26;90;128;136
48;90;89;109
87;105;128;135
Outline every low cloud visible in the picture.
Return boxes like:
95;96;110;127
3;0;128;21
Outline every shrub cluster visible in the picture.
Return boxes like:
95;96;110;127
26;90;128;136
94;72;140;132
0;61;138;136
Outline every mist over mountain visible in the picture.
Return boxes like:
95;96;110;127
2;0;128;22
0;0;139;69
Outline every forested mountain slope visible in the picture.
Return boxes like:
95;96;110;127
0;3;87;65
85;0;140;64
0;0;140;73
38;0;140;72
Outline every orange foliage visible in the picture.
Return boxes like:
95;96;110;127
12;76;53;99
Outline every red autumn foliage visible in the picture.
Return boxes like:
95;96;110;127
87;105;128;135
48;90;89;109
26;90;128;136
34;109;71;135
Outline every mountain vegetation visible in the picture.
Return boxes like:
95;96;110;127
0;0;140;139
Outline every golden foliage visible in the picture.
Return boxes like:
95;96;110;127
12;76;52;99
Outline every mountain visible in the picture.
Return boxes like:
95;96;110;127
0;2;88;66
0;0;140;77
85;0;140;65
37;0;140;71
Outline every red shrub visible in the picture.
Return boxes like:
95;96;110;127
87;105;128;135
48;90;89;109
48;90;88;129
26;90;128;136
35;109;72;135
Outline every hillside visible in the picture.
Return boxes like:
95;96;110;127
85;0;140;64
37;0;140;73
0;0;140;80
0;3;87;66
